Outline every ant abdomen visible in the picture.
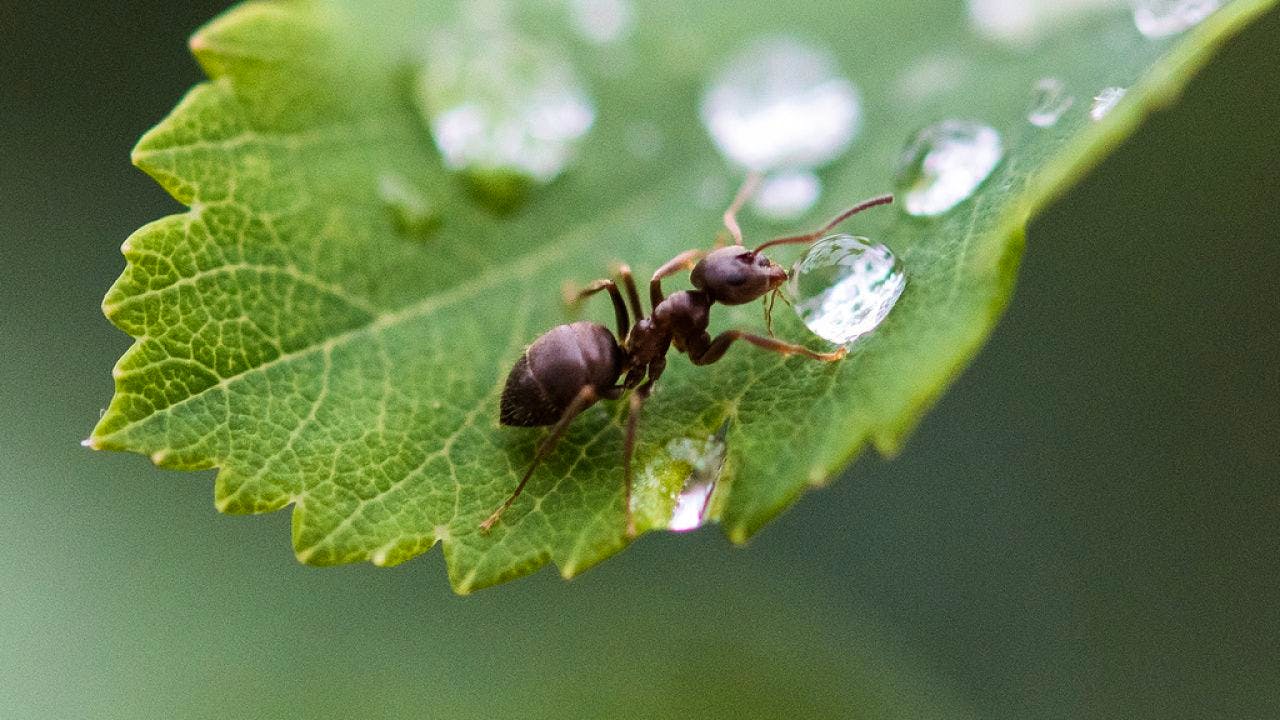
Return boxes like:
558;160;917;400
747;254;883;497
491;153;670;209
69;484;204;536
499;321;623;427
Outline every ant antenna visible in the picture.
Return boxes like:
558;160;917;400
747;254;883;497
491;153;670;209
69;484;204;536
753;194;894;254
723;172;762;246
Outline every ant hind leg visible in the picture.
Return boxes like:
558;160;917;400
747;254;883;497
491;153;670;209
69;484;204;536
481;386;599;533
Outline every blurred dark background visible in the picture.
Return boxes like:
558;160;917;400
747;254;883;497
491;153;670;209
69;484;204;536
2;2;1277;719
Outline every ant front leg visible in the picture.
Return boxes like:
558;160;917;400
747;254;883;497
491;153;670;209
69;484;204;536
721;172;762;246
621;358;665;538
650;250;705;308
687;330;847;366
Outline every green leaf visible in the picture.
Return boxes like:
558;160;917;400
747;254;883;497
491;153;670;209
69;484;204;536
89;0;1275;592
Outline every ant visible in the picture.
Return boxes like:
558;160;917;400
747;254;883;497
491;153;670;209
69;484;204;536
481;174;893;536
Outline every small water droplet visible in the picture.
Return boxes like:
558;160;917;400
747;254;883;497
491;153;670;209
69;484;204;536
751;170;821;221
700;38;861;172
378;172;440;239
415;26;595;207
1027;77;1074;127
1133;0;1220;37
569;0;633;45
1090;86;1127;120
785;235;907;345
665;431;727;532
895;120;1002;217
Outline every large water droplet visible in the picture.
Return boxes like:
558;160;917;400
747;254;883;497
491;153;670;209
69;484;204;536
1133;0;1220;37
378;172;441;239
569;0;634;44
1027;77;1074;128
895;120;1002;217
665;432;728;532
700;38;861;172
751;170;821;221
785;234;906;345
414;27;595;206
1090;86;1127;120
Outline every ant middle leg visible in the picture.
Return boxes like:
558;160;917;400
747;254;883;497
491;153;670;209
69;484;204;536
568;278;630;339
621;358;665;538
481;386;601;533
612;264;644;321
688;330;847;366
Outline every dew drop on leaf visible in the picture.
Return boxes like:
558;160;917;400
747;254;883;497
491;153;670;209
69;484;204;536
1133;0;1221;37
664;432;728;532
569;0;634;44
894;120;1003;217
699;38;861;172
1090;86;1127;119
414;23;595;207
751;170;822;221
1027;77;1075;127
377;172;441;239
785;235;907;345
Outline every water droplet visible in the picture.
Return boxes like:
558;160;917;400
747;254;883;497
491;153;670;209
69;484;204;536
665;432;727;532
414;26;595;207
750;170;821;221
700;38;861;172
378;172;440;239
968;0;1129;46
785;235;907;345
569;0;633;45
1133;0;1220;37
893;54;968;105
894;120;1002;217
1090;86;1127;120
1027;77;1074;127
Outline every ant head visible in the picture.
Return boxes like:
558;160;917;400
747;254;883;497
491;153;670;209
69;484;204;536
690;246;787;305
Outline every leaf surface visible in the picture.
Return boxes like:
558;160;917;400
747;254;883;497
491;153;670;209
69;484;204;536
91;0;1275;591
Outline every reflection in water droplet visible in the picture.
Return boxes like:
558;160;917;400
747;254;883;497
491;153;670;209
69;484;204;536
1027;77;1074;128
378;172;440;239
1133;0;1220;37
700;38;861;172
665;432;728;532
569;0;633;44
414;23;595;205
895;120;1002;217
1090;86;1127;120
785;235;906;345
751;170;822;221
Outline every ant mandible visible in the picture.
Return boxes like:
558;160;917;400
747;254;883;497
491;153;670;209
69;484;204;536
481;174;893;536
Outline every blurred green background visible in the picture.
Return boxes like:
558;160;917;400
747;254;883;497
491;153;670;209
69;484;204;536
3;2;1278;719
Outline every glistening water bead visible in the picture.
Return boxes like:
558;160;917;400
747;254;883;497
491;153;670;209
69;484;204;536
1027;77;1074;128
699;37;861;172
785;235;907;345
1133;0;1221;38
414;29;595;192
895;120;1003;217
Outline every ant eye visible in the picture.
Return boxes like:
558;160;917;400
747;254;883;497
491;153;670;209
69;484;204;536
726;273;747;286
